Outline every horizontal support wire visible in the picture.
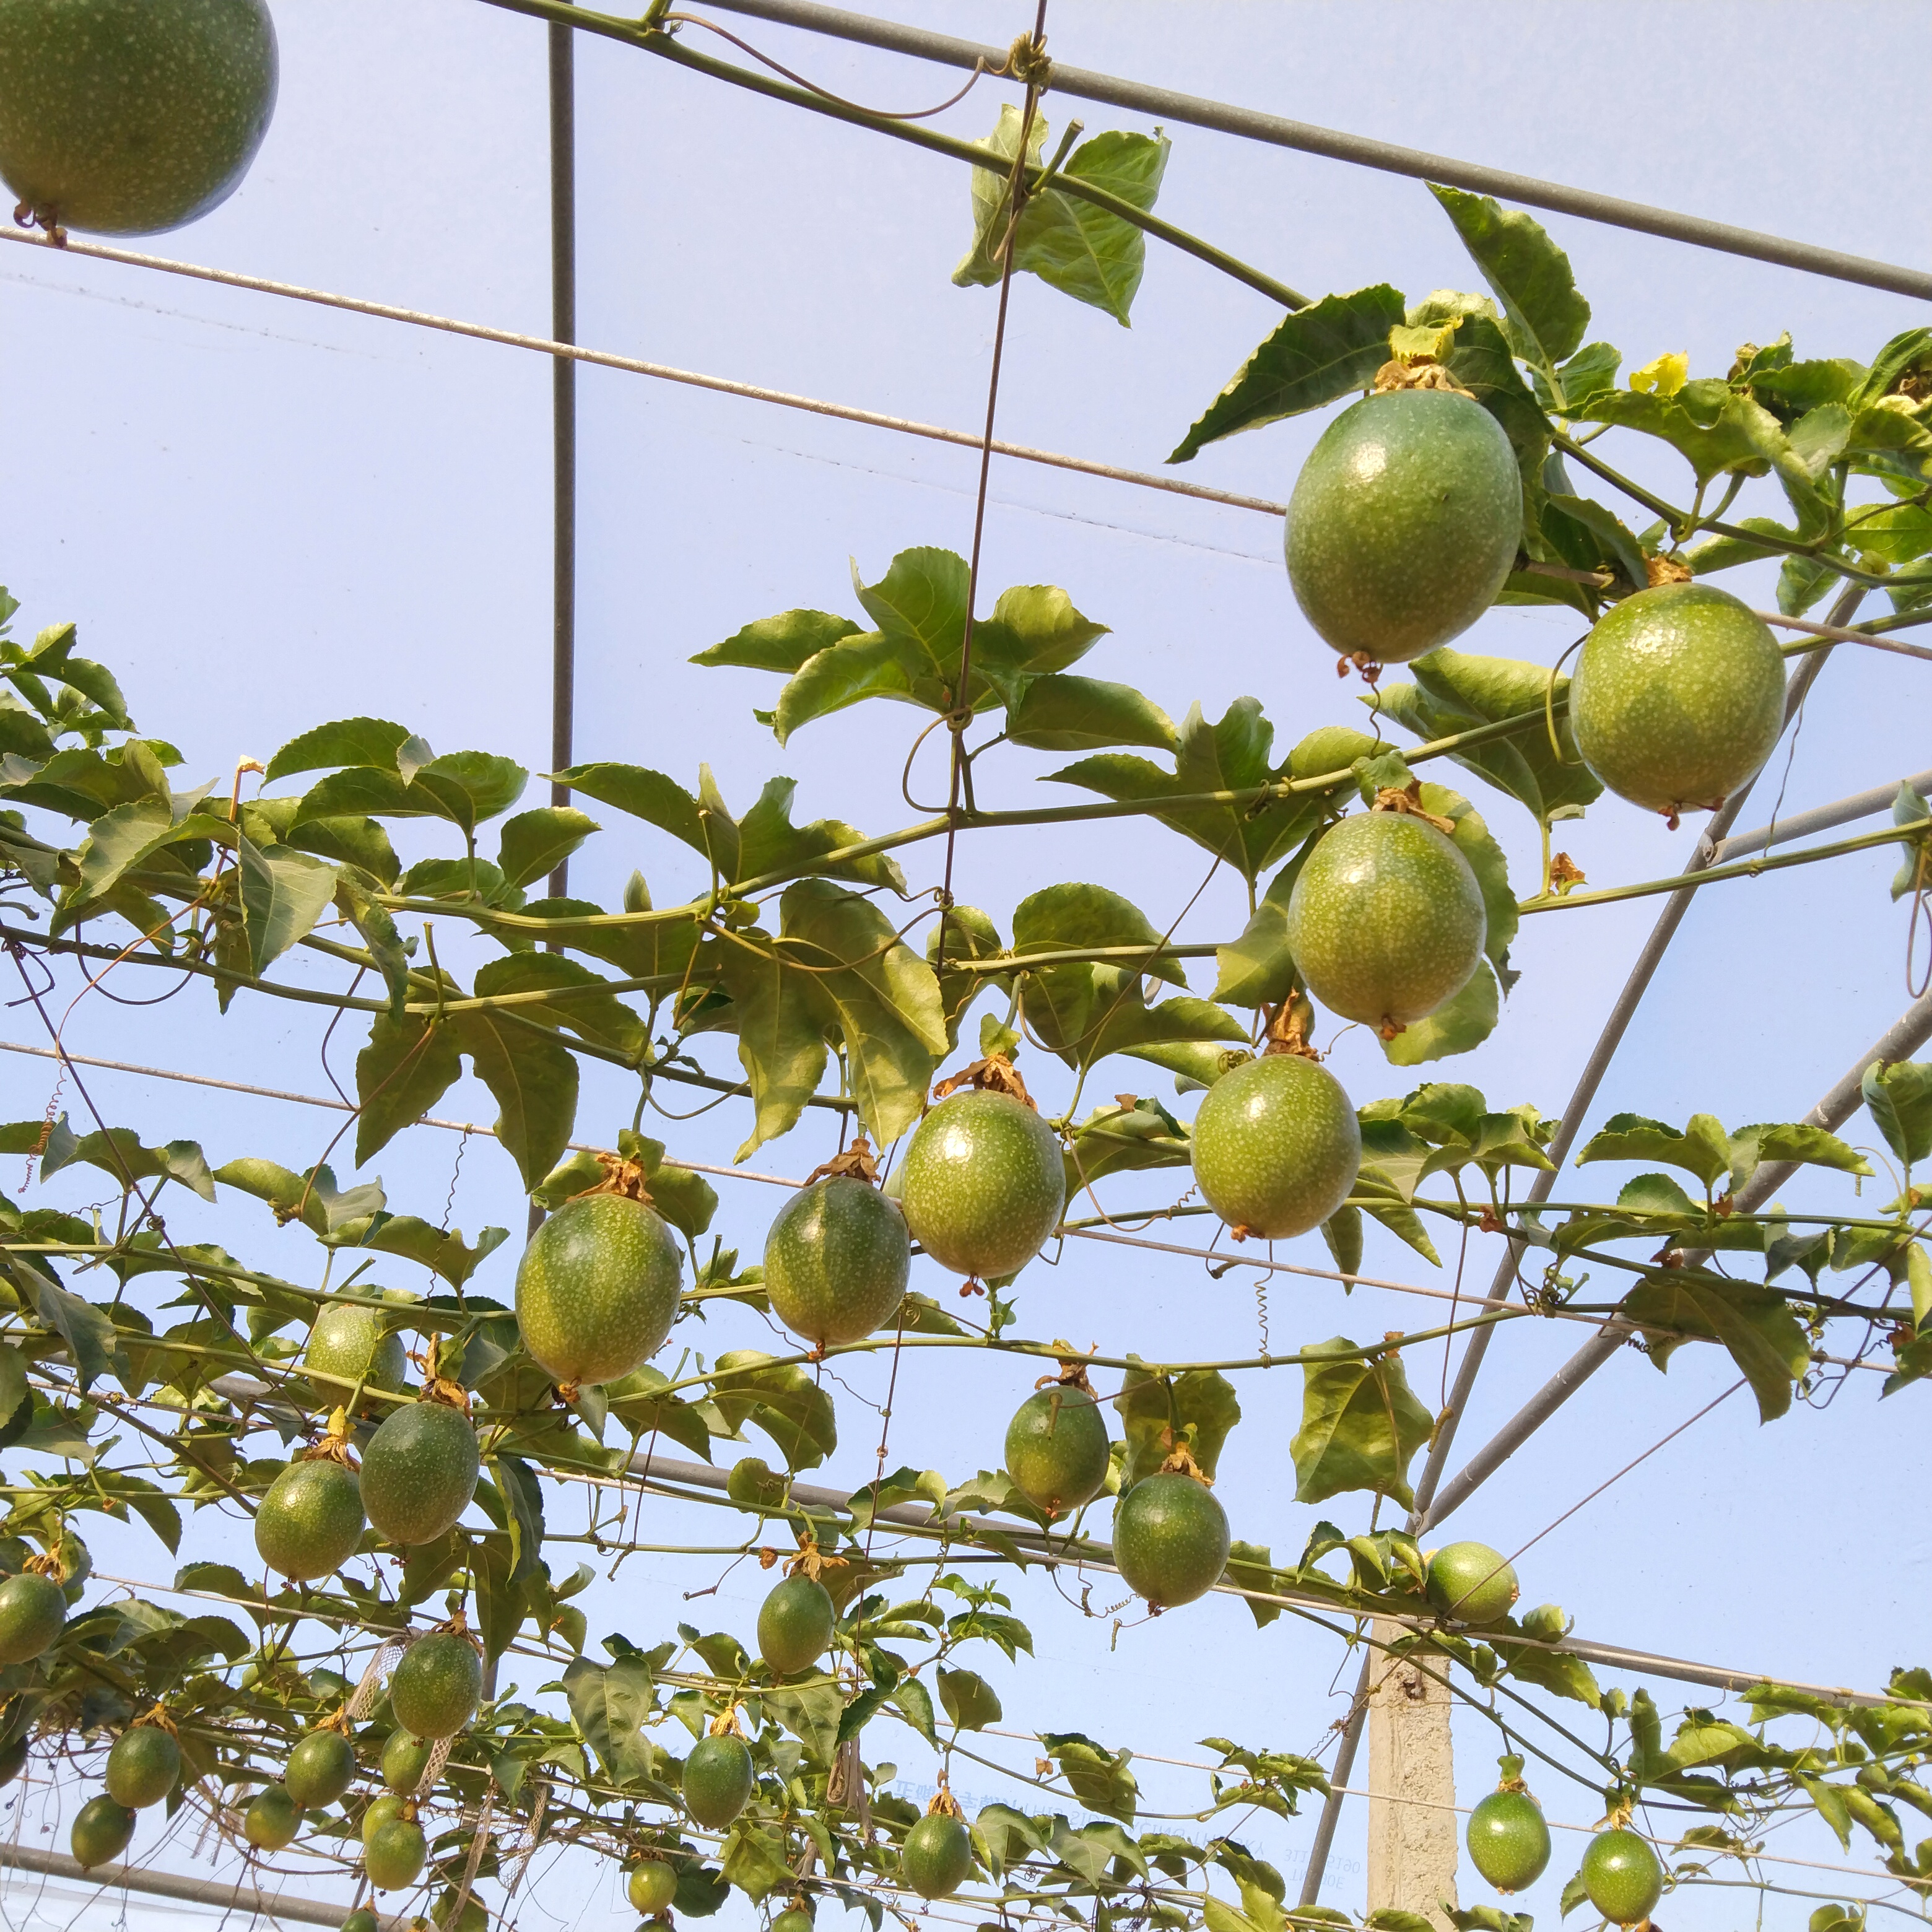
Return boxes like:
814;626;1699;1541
697;0;1932;300
0;227;1278;517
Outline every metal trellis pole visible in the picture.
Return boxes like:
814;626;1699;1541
549;19;578;892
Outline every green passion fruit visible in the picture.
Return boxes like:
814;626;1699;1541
0;1569;66;1663
0;0;278;236
1570;581;1786;816
365;1814;428;1891
1424;1541;1518;1626
772;1908;814;1932
71;1793;134;1869
683;1733;755;1829
390;1632;482;1739
0;1734;28;1787
764;1176;910;1349
1004;1383;1112;1516
1285;812;1486;1031
286;1728;357;1809
1467;1789;1551;1892
1113;1473;1230;1609
360;1400;481;1546
1580;1827;1664;1926
1190;1054;1361;1241
899;1090;1065;1279
341;1912;381;1932
105;1725;180;1809
245;1783;301;1851
1286;388;1521;666
256;1458;365;1582
900;1812;974;1899
361;1793;407;1843
757;1575;835;1677
381;1728;434;1793
516;1193;682;1390
304;1299;407;1411
627;1860;679;1917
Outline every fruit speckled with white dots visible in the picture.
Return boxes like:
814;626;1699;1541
1570;581;1786;815
1286;812;1486;1030
1286;389;1521;664
899;1090;1064;1279
1190;1056;1360;1240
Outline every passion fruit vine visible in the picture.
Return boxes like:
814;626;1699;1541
1286;388;1521;666
1190;1053;1361;1241
899;1089;1065;1280
0;0;279;237
1285;810;1487;1033
1570;580;1786;817
516;1191;682;1390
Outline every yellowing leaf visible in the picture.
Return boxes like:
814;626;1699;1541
1631;350;1689;397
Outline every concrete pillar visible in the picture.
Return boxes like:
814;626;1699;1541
1367;1621;1458;1930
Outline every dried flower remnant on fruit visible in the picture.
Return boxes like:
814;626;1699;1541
931;1051;1034;1108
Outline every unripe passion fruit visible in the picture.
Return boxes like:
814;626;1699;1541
772;1908;814;1932
757;1575;835;1676
0;1569;66;1663
0;0;278;235
286;1729;357;1809
764;1177;910;1349
0;1735;28;1787
1004;1385;1111;1516
105;1726;180;1809
389;1632;482;1739
1424;1541;1518;1625
360;1793;406;1843
1570;581;1785;815
1285;813;1486;1030
365;1815;427;1891
341;1912;380;1932
682;1733;755;1829
1113;1474;1230;1609
360;1401;480;1546
899;1091;1065;1279
1286;389;1521;664
900;1812;974;1899
304;1300;407;1410
1190;1055;1361;1240
1580;1827;1663;1926
381;1728;433;1793
516;1193;682;1389
627;1860;679;1917
71;1794;134;1869
245;1783;301;1851
1467;1789;1551;1892
256;1459;365;1582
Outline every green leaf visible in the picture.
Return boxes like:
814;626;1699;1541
1855;1058;1932;1159
927;905;1007;1050
1224;1541;1281;1628
1429;185;1591;375
1580;384;1814;495
213;1157;383;1239
497;807;598;891
764;1681;843;1766
264;718;414;784
1290;1338;1433;1507
890;1676;937;1744
1006;673;1177;753
691;608;862;673
363;1217;508;1291
561;1654;659;1786
1620;1275;1810;1421
1063;1096;1193;1194
1013;881;1188;988
1577;1112;1735;1190
1213;844;1315;1009
1113;1364;1242;1484
238;835;337;973
450;1006;579;1191
54;797;226;936
713;929;830;1160
7;622;131;729
9;1260;123;1392
937;1666;1002;1731
1431;308;1553;527
710;1351;838;1471
1494;1637;1601;1709
552;762;707;859
1039;1731;1138;1825
1382;959;1499;1064
1047;699;1321;884
733;775;907;893
354;1009;463;1167
774;879;947;1151
1169;285;1407;463
471;953;646;1058
40;1120;216;1203
1373;645;1603;827
1894;783;1932;902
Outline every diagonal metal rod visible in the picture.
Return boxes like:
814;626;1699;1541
697;0;1932;301
1297;1653;1373;1910
1417;978;1932;1534
1406;603;1856;1531
1718;767;1932;863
